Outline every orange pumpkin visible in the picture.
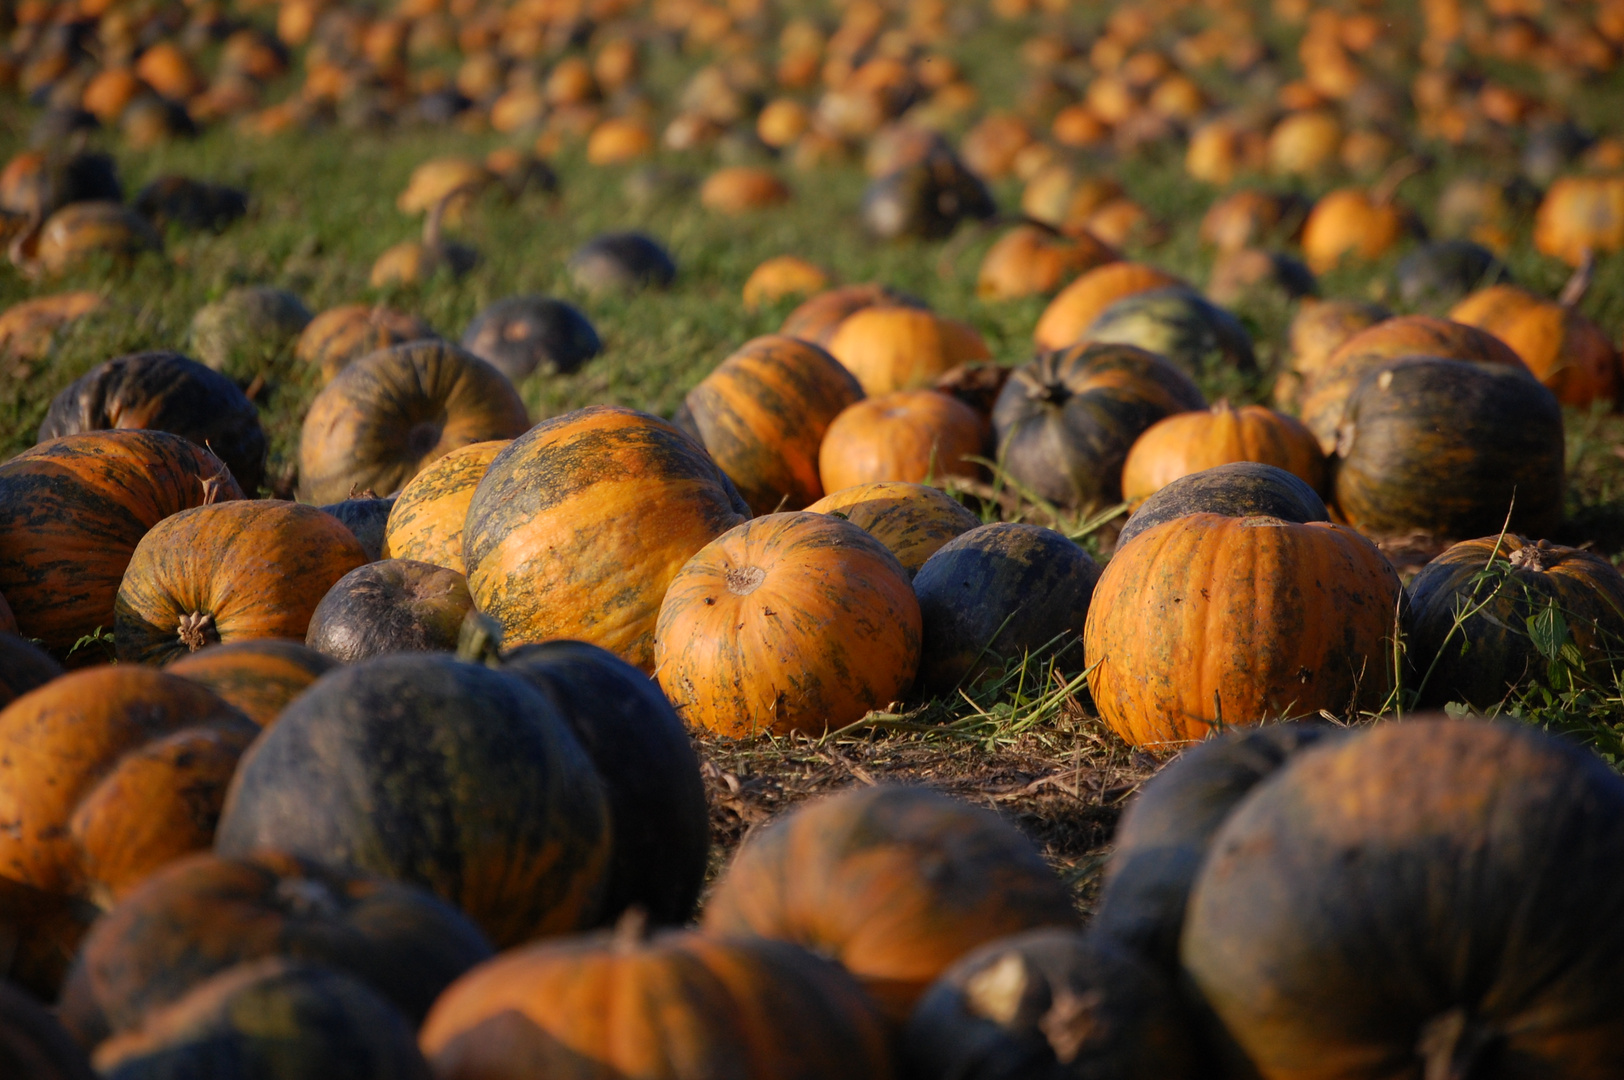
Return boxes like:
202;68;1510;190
818;390;986;492
779;283;926;347
1121;404;1326;507
826;307;991;395
742;256;830;311
654;512;920;737
1449;284;1620;408
699;167;792;213
1533;174;1624;265
381;440;511;573
164;639;336;728
975;225;1118;301
804;481;981;577
585;116;655;165
1273;298;1389;409
0;292;102;362
1032;262;1184;352
294;305;437;385
1300;186;1419;273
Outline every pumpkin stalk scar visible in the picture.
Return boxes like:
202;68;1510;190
725;566;766;596
176;612;214;652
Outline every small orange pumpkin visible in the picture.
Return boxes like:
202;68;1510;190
1449;281;1620;408
742;256;830;311
164;639;336;728
295;305;437;385
1033;262;1184;352
975;225;1118;301
699;167;792;214
1121;404;1326;507
805;481;981;577
826;307;991;395
818;390;986;492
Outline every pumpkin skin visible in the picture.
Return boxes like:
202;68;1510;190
1117;463;1329;549
502;641;709;927
1181;718;1624;1080
115;500;369;666
318;495;396;562
567;231;677;293
214;654;611;948
683;335;865;514
992;343;1207;511
1081;287;1257;378
0;666;258;909
1393;239;1510;310
1032;262;1184;352
861;151;996;241
1122;404;1325;508
58;852;493;1048
1273;299;1389;410
654;513;921;737
164;640;335;728
819;390;986;492
0;633;61;710
826;307;992;396
1085;514;1400;750
1406;536;1624;709
780;283;926;347
463;406;749;671
295;305;438;385
0;978;95;1080
91;960;433;1080
296;340;531;505
742;255;830;311
1534;173;1624;265
382;441;508;574
420;928;894;1080
702;785;1080;1022
304;559;472;663
912;523;1099;697
37;351;267;496
902;929;1199;1080
188;287;311;381
1449;284;1620;408
1299;187;1417;273
22;202;162;276
459;295;600;382
1332;357;1565;543
975;224;1118;301
805;481;981;577
0;292;102;363
0;430;244;653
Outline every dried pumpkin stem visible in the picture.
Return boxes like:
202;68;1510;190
176;611;215;652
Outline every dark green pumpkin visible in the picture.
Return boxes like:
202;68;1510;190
319;496;397;562
0;633;62;710
567;232;676;293
912;523;1100;697
1394;239;1511;311
991;343;1206;511
187;287;312;381
862;149;996;241
304;559;472;663
132;177;248;234
0;978;95;1080
460;295;601;381
1116;463;1329;549
1082;287;1257;378
1331;356;1564;543
213;654;611;948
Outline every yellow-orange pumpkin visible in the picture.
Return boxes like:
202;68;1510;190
1122;404;1326;507
818;390;985;492
805;481;982;577
826;307;991;396
381;440;511;573
1449;285;1620;408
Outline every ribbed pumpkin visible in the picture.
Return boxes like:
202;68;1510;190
1085;513;1400;750
1032;262;1184;352
681;335;864;514
1116;462;1330;549
1449;284;1620;408
779;283;926;347
654;513;920;737
0;430;244;653
702;785;1080;1022
164;640;334;728
380;440;508;573
1081;287;1257;379
1122;404;1325;508
296;340;531;505
0;633;61;710
304;559;471;663
214;654;611;948
295;305;438;385
1181;719;1624;1080
0;979;95;1080
1273;298;1389;410
114;500;368;666
804;481;981;577
463;406;749;671
818;390;985;492
18;202;162;277
992;343;1207;510
826;307;991;396
975;224;1118;301
420;926;894;1080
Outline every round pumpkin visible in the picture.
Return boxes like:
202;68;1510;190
1449;284;1620;408
1198;189;1310;253
1273;298;1389;410
381;441;508;574
861;150;995;240
463;406;749;671
700;166;792;213
1081;287;1257;378
295;305;438;385
779;282;926;347
19;202;161;276
654;512;920;737
702;784;1080;1022
0;430;244;653
1394;239;1510;310
826;307;992;396
188;287;311;381
1121;404;1325;508
1181;718;1624;1080
1116;462;1330;549
459;295;600;382
420;926;893;1080
804;481;981;577
1085;513;1401;749
1032;262;1184;353
1299;186;1418;273
682;335;865;514
0;633;60;710
296;339;531;505
304;559;470;663
992;343;1207;510
0;149;121;221
214;654;611;948
975;224;1118;301
742;255;830;310
164;639;334;728
567;231;676;293
0;292;103;363
115;500;368;666
0;978;95;1079
1534;173;1624;265
319;494;396;562
818;390;985;492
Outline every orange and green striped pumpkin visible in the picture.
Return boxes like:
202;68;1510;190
381;440;510;573
804;481;981;578
164;639;337;727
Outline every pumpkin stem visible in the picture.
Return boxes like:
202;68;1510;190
1417;1008;1497;1080
1508;540;1551;572
455;610;505;668
1558;249;1594;309
176;612;216;652
1033;381;1071;406
612;907;649;952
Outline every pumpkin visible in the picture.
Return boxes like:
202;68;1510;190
912;523;1099;696
187;287;311;380
1449;281;1620;408
1181;719;1624;1080
861;149;995;240
682;335;864;514
1533;173;1624;265
902;929;1199;1080
164;640;334;728
1122;404;1324;508
215;654;611;948
1116;463;1330;549
0;292;102;363
0;430;244;653
15;202;162;277
567;232;676;293
304;559;472;662
1332;357;1565;544
115;500;368;666
459;295;600;382
1272;298;1389;410
1081;287;1257;378
420;925;893;1080
586;117;656;164
0;633;60;710
1205;249;1317;306
396;157;494;217
1265;109;1343;176
1085;513;1400;750
992;343;1207;511
779;283;927;347
654;512;920;737
132;177;248;233
1436;175;1540;254
0;979;94;1079
699;167;792;213
1300;186;1420;274
742;255;830;310
58;852;492;1048
975;225;1118;301
701;784;1080;1022
37;351;268;496
382;441;508;574
502;640;709;927
319;494;396;561
1406;536;1624;709
1198;190;1310;253
91;960;433;1080
818;390;985;492
297;340;530;505
0;150;121;221
1032;262;1184;352
463;406;749;671
804;481;981;577
295;305;438;385
826;307;991;396
1393;239;1510;310
1020;167;1122;232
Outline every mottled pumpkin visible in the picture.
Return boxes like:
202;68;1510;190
818;390;986;492
463;406;749;671
826;307;992;396
1081;287;1257;379
1272;298;1388;410
0;632;60;710
1449;284;1620;408
779;282;926;347
1121;404;1325;508
187;287;311;381
215;654;611;948
305;559;472;662
655;513;920;737
115;500;368;666
682;335;865;514
296;340;531;505
804;481;981;577
163;639;335;728
702;785;1080;1021
1116;462;1329;549
381;440;509;573
0;430;244;653
1032;262;1184;352
421;927;893;1080
0;978;95;1079
318;494;396;562
18;202;161;277
975;225;1118;301
0;292;102;362
295;305;438;385
1085;514;1400;750
459;295;600;382
1182;719;1624;1080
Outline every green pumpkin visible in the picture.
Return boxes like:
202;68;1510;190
1116;462;1328;550
1081;287;1256;379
